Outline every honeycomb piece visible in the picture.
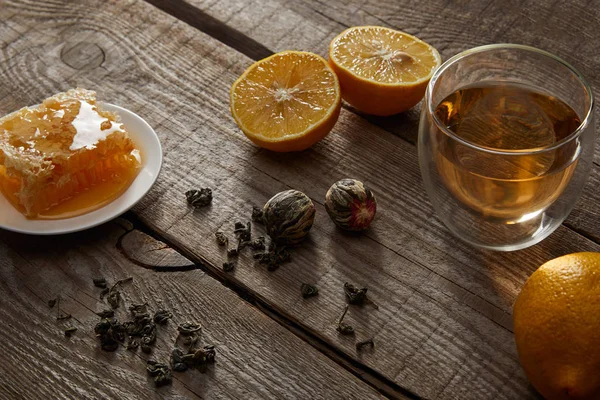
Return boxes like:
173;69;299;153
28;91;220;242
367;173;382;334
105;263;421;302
0;88;141;218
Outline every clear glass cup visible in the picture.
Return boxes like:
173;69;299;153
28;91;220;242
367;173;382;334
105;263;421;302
418;44;595;251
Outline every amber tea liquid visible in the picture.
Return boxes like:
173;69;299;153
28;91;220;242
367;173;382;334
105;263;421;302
434;82;580;222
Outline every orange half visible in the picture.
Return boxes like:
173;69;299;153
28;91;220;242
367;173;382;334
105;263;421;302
329;26;441;116
230;51;341;152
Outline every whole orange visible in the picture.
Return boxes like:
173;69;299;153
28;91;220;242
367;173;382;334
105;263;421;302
513;252;600;400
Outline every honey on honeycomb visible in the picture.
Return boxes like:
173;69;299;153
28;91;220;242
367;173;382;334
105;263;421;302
0;88;141;219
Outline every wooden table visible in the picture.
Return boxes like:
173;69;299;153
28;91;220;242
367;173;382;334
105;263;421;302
1;1;598;399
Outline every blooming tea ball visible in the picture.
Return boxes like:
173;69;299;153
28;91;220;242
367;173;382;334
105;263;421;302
325;179;376;231
263;190;315;245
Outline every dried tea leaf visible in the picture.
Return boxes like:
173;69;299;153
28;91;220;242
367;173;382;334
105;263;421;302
248;236;266;251
300;283;319;299
215;231;228;246
344;283;368;306
95;318;125;352
96;309;115;318
127;337;140;351
227;248;239;257
92;278;108;289
107;290;121;309
57;314;72;321
141;327;157;353
173;362;188;372
251;206;264;223
146;360;172;387
129;303;148;317
262;190;315;245
254;245;291;271
104;277;133;309
183;334;199;350
234;221;251;242
178;322;202;336
48;298;57;308
223;262;235;272
337;323;355;335
153;310;173;325
185;188;213;208
64;327;78;337
181;345;216;373
99;287;110;300
356;338;375;351
336;305;354;335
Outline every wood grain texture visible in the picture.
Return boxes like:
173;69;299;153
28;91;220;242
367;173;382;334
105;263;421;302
0;220;384;400
0;0;596;399
179;0;600;242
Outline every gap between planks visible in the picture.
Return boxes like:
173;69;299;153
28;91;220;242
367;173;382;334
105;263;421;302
143;0;600;249
123;212;421;400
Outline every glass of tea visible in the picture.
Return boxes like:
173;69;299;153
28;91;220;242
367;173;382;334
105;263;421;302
418;44;595;251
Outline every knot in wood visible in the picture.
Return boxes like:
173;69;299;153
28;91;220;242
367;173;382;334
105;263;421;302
60;41;105;70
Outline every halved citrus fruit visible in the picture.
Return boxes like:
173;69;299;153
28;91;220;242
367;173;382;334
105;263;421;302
230;51;341;152
329;26;441;116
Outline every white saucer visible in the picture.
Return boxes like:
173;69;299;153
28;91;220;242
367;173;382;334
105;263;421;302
0;103;162;235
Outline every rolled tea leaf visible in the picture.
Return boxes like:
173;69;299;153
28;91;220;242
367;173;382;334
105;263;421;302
262;190;315;245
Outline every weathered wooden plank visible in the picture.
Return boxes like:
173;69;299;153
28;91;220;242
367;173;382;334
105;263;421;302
0;0;596;399
0;220;384;400
175;0;600;242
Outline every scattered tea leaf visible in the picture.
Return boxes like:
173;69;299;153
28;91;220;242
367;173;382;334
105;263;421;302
301;283;319;299
57;313;72;321
99;287;110;300
178;322;202;336
127;337;140;351
337;323;355;335
234;221;251;242
234;221;245;230
104;277;133;309
215;231;228;246
107;291;121;309
227;248;239;257
172;347;184;362
64;327;77;337
93;278;108;289
129;303;148;316
141;329;156;353
48;298;57;308
153;310;173;325
344;283;368;306
95;317;126;352
336;305;354;335
183;334;199;350
185;188;213;208
146;360;172;387
96;309;115;318
173;362;188;372
248;236;266;251
251;206;264;222
254;245;290;271
223;262;235;272
181;345;216;373
356;338;375;351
